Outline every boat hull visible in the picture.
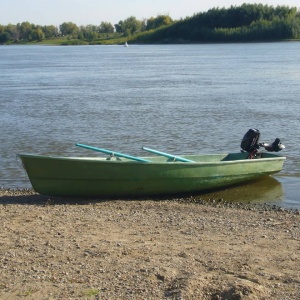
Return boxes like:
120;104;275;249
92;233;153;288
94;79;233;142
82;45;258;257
18;152;285;198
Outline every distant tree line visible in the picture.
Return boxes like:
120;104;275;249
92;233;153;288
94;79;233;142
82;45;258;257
133;4;300;43
0;15;173;44
1;4;300;44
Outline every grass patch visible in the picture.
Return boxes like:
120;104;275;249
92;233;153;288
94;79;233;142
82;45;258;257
18;287;38;296
19;35;131;46
84;288;99;297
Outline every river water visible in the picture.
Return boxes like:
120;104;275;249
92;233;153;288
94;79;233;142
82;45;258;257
0;43;299;208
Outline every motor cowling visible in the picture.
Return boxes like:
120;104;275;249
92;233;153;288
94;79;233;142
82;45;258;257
241;129;260;153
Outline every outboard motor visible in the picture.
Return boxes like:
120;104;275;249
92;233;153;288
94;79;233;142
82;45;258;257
241;129;285;158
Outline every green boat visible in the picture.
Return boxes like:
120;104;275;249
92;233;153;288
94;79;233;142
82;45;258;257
18;144;286;198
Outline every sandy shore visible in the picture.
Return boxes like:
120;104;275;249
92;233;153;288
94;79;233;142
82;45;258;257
0;189;299;300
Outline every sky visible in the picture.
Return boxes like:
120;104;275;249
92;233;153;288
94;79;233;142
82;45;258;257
1;0;299;26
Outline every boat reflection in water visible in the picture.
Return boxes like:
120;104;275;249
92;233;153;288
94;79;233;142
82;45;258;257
197;176;283;206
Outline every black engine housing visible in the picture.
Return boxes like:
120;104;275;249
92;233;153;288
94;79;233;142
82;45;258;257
241;129;260;153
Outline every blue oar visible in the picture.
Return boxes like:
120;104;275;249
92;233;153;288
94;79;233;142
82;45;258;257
142;147;194;162
76;143;151;163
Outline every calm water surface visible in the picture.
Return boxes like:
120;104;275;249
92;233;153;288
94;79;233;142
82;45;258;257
0;43;299;208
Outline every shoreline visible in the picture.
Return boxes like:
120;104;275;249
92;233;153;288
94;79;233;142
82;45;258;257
2;39;300;46
1;189;299;299
1;187;299;213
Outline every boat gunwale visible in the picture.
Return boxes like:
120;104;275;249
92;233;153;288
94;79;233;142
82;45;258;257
17;153;286;166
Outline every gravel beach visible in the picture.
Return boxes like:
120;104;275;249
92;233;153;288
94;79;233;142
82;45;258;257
0;188;299;300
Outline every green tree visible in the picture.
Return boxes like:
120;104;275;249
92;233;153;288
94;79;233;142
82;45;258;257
18;22;33;41
114;20;124;33
99;22;114;33
146;15;173;30
42;25;59;38
59;22;78;36
79;25;98;41
33;27;45;41
5;24;19;41
0;33;10;44
115;16;142;36
0;25;10;44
